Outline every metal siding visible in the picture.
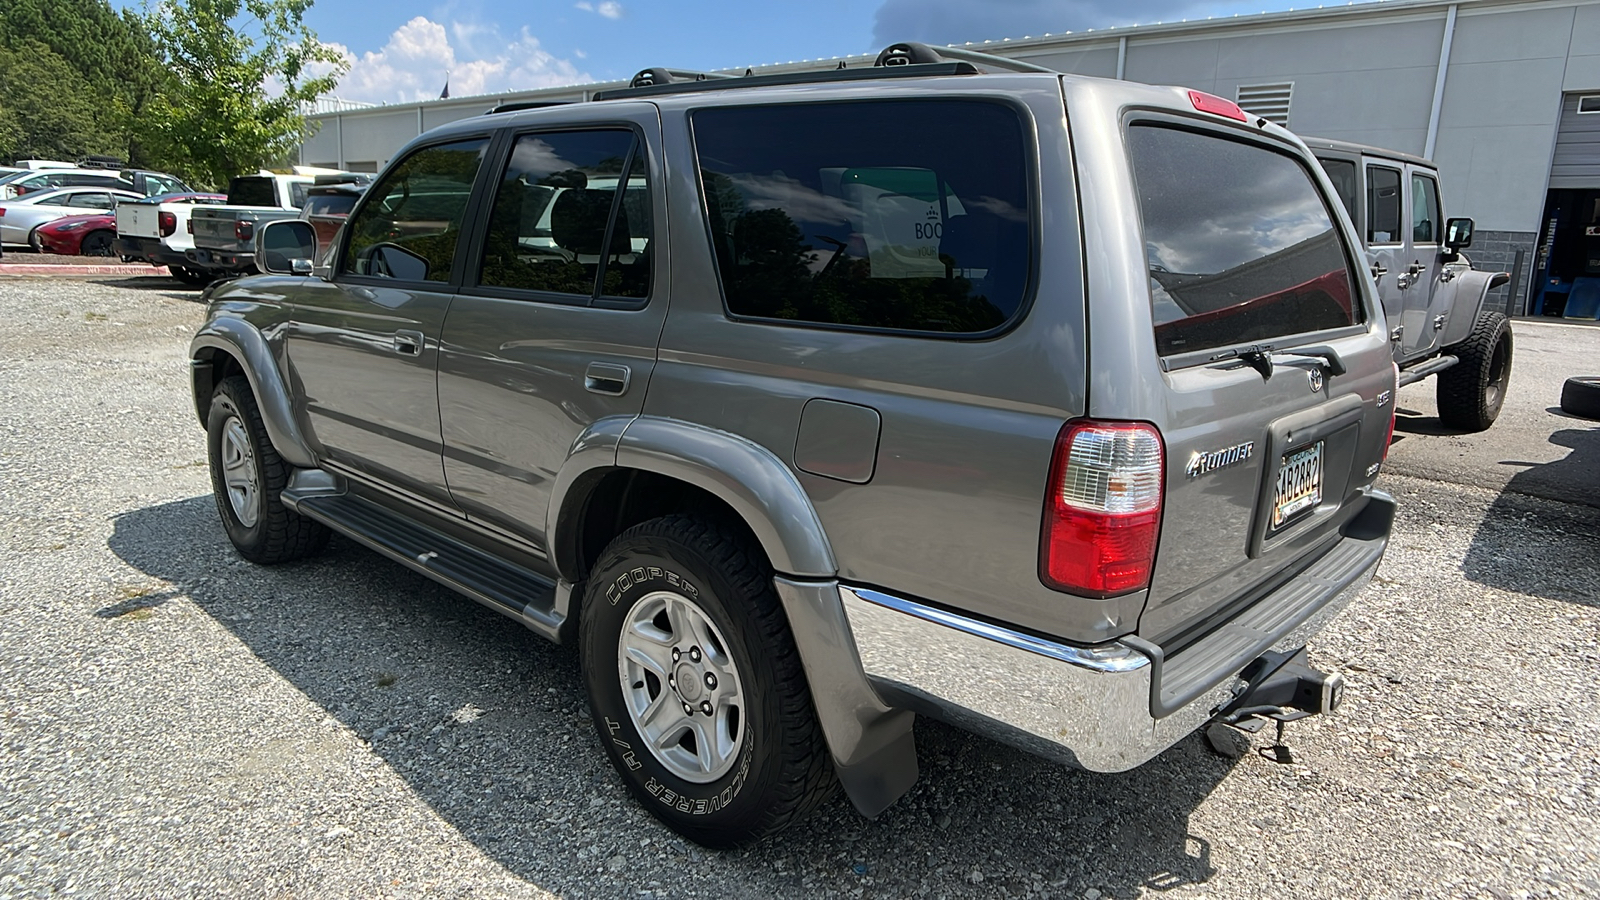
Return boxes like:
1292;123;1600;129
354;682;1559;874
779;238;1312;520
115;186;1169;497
1551;92;1600;187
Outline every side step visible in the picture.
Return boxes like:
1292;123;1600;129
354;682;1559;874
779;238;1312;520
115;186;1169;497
1397;354;1458;388
291;492;565;640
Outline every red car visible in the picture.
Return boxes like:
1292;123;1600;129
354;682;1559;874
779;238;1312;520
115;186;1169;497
35;212;118;256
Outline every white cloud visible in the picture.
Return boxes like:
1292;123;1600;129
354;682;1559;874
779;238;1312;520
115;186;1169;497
575;1;624;19
327;16;591;104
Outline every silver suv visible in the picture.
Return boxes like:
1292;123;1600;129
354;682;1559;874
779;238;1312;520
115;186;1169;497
190;43;1398;846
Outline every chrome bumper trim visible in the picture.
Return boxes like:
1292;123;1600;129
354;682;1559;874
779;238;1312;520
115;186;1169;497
839;546;1381;773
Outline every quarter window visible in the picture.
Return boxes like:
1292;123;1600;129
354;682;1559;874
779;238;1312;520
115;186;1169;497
1316;158;1358;225
1367;166;1402;244
1411;173;1441;244
477;129;651;300
343;138;488;283
1127;125;1361;358
692;100;1032;334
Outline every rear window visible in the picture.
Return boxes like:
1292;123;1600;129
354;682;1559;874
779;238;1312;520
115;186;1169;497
304;193;358;217
1128;125;1361;358
692;99;1032;335
228;177;276;207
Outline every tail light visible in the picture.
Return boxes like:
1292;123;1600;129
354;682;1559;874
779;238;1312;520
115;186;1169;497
235;220;254;241
1040;421;1165;598
159;211;177;237
0;208;6;218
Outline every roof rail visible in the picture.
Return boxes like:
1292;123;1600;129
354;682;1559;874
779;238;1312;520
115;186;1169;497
874;41;1057;74
593;60;978;101
628;68;734;88
486;100;575;115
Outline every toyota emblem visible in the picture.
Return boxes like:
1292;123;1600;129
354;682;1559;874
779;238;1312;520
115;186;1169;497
1308;368;1324;393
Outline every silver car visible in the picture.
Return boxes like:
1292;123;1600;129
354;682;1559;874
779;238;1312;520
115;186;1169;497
0;187;142;249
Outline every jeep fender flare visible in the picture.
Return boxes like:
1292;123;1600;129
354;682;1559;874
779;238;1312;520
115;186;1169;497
189;319;317;470
547;417;918;816
1439;267;1510;349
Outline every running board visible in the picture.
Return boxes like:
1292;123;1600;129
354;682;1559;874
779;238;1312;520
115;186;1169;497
1397;354;1458;387
289;492;564;640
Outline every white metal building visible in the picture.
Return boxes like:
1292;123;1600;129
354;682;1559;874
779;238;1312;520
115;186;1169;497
302;0;1600;314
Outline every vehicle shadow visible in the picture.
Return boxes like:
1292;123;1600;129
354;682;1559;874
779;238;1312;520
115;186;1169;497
1461;425;1600;607
1392;406;1462;437
91;275;203;298
108;495;1239;897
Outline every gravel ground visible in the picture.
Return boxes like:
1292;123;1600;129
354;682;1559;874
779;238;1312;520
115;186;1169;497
1;278;1597;899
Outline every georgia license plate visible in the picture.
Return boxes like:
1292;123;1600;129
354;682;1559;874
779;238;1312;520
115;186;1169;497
1272;441;1324;529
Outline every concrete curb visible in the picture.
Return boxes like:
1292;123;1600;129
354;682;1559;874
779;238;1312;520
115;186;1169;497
0;264;170;277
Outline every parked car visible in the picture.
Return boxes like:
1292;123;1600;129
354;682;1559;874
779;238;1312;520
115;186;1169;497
187;171;319;276
113;191;228;284
192;43;1397;847
34;212;118;256
0;187;142;249
1309;139;1513;431
1;167;189;200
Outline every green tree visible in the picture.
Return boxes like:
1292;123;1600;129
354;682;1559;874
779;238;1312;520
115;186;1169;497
0;41;113;162
147;0;347;188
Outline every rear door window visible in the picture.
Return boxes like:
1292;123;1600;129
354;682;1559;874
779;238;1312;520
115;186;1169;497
1127;125;1361;358
1367;166;1402;244
691;99;1032;335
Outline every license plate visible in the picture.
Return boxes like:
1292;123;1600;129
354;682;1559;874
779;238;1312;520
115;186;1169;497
1272;442;1324;528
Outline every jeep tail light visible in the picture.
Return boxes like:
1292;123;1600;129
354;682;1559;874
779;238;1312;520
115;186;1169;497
1188;90;1249;122
1040;421;1165;598
235;220;254;241
159;211;176;237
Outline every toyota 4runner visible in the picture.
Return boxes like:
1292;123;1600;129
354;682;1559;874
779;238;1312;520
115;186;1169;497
190;43;1398;847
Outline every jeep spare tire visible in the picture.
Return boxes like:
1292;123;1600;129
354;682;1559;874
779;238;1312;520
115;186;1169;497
1560;376;1600;421
580;515;835;848
1436;310;1512;432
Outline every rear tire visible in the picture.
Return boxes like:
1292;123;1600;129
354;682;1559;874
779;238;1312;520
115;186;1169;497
1436;310;1511;432
1560;376;1600;421
206;375;330;564
580;515;835;848
172;266;212;286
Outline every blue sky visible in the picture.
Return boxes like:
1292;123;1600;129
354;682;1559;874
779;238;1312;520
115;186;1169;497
134;0;1347;104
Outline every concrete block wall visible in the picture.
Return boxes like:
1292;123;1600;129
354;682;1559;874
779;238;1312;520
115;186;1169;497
1467;230;1539;315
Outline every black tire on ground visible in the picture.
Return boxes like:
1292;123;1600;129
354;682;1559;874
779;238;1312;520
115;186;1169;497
1560;376;1600;421
206;375;330;564
1436;310;1512;432
28;228;43;253
79;230;115;257
171;266;212;286
580;515;836;848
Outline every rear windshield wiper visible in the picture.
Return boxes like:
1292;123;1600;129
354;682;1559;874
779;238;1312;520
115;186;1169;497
1207;343;1346;380
1209;343;1276;379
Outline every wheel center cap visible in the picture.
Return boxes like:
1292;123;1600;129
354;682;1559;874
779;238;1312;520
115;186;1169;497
675;663;702;701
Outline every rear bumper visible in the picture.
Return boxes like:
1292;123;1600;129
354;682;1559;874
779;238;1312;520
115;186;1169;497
186;247;255;272
838;489;1393;773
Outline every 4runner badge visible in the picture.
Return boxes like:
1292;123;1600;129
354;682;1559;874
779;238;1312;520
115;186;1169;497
1186;441;1255;478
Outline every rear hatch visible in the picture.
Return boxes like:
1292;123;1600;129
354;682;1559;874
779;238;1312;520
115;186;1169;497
1118;120;1393;647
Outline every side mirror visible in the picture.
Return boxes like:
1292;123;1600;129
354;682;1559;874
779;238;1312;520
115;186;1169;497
255;219;318;275
1445;216;1474;250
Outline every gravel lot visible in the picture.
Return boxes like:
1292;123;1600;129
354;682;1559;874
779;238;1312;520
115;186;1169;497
1;276;1597;899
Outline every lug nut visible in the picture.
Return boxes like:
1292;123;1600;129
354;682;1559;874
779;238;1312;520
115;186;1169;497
704;673;717;689
668;675;676;688
700;701;713;715
683;703;693;715
689;647;701;663
672;648;681;663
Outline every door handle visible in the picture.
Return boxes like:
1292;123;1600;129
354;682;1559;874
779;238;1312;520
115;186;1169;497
393;330;425;356
1408;261;1425;275
1370;262;1388;280
584;362;631;395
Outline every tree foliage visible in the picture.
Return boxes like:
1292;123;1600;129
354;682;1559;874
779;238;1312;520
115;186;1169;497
147;0;347;188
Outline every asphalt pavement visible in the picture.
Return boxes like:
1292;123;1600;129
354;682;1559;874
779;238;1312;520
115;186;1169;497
1;281;1596;899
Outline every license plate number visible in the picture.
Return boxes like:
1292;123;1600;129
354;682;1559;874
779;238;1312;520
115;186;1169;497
1273;442;1324;528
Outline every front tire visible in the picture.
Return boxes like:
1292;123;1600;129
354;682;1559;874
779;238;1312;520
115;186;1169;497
581;515;835;847
1437;310;1511;432
206;375;330;563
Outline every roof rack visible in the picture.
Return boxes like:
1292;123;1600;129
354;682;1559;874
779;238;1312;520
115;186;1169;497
77;155;127;170
592;40;1055;102
485;100;575;116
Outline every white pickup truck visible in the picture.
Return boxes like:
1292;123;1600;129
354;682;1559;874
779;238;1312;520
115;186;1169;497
114;192;226;285
186;169;330;276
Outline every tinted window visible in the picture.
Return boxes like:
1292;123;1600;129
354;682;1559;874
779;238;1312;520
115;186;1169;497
1127;125;1360;358
343;139;488;283
66;192;113;209
290;181;310;209
304;193;359;217
692;100;1031;334
478;129;651;299
228;177;277;207
1367;166;1402;244
1411;173;1440;244
1317;158;1357;224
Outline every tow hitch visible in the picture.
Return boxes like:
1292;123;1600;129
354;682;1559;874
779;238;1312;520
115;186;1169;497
1210;648;1346;763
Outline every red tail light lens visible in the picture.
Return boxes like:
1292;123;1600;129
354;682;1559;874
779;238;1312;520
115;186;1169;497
159;211;176;237
1040;421;1165;598
235;220;254;241
1188;89;1249;122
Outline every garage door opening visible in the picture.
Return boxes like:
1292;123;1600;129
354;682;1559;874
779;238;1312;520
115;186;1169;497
1529;189;1600;320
